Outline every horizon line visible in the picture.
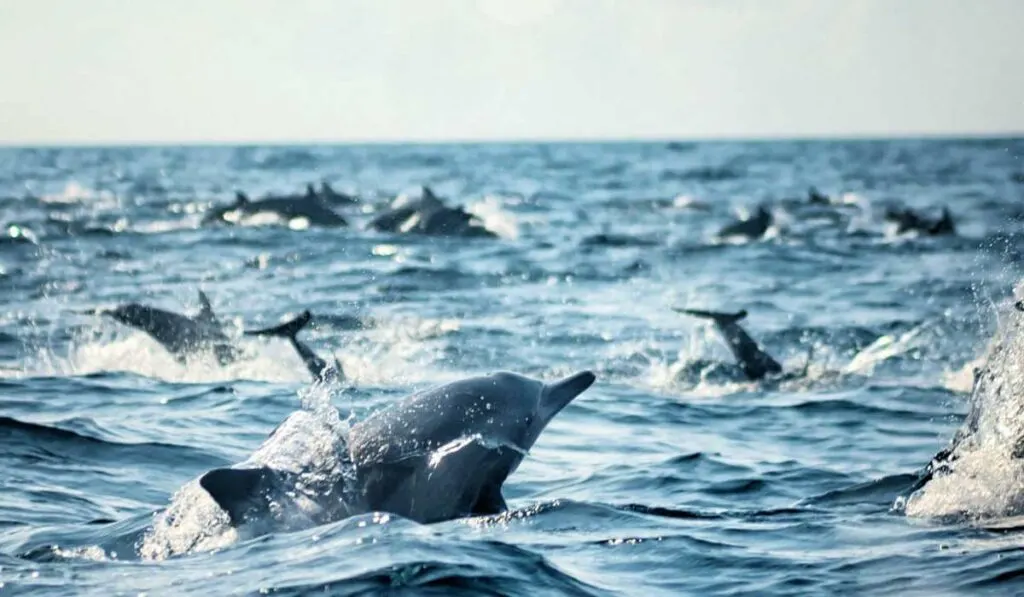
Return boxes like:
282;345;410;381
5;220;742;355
1;130;1022;149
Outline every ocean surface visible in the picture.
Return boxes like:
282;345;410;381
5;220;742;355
1;138;1023;596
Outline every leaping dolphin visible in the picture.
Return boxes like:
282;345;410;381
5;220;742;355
244;310;343;384
674;307;783;381
179;370;596;547
89;291;240;365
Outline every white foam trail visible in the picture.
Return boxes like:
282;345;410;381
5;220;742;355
843;322;932;376
467;195;519;240
15;333;307;384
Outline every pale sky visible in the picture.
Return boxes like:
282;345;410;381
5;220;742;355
0;0;1021;144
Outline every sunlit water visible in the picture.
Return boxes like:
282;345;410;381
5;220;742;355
1;140;1024;595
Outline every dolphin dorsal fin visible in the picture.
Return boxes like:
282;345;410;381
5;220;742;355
235;191;250;205
197;291;215;320
306;184;316;197
199;467;274;526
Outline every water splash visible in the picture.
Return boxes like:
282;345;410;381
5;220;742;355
904;287;1024;520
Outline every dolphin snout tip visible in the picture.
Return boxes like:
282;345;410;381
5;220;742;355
552;370;596;400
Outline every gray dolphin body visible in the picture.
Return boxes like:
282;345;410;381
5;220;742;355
204;186;348;227
97;292;240;365
675;308;783;381
194;370;596;534
367;187;496;238
245;310;343;384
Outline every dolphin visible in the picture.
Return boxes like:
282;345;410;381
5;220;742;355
90;291;240;365
244;310;343;384
674;308;783;381
190;370;596;539
367;186;496;238
203;187;348;227
716;205;773;240
884;205;956;236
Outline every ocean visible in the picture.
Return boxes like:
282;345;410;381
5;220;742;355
1;138;1023;595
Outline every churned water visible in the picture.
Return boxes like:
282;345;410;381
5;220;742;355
1;139;1023;595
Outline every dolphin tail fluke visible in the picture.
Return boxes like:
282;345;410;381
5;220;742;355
197;291;214;318
244;310;313;340
673;307;748;324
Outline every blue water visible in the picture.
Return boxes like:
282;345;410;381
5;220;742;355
1;139;1023;595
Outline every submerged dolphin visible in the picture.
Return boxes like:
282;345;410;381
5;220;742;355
91;291;240;365
367;186;496;238
674;308;783;381
245;310;343;384
203;186;348;227
190;370;596;539
716;205;773;240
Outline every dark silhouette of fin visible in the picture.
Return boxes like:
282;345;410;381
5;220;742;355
245;310;312;339
234;191;250;205
199;467;275;526
673;307;748;325
197;291;215;320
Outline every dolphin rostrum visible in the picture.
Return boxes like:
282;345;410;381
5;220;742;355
674;307;783;381
244;310;343;384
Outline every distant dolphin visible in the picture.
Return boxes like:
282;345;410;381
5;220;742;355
367;186;496;238
807;186;830;205
192;370;596;536
90;291;240;365
203;187;348;227
244;310;343;384
884;206;955;236
674;308;783;381
716;205;773;240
